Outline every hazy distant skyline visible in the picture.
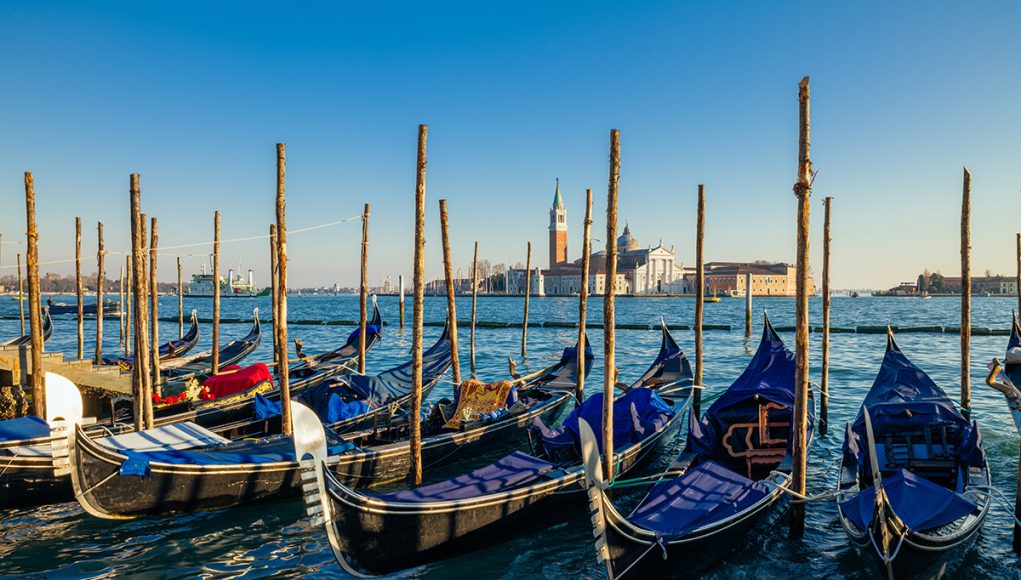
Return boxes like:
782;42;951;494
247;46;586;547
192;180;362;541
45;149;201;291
2;1;1020;290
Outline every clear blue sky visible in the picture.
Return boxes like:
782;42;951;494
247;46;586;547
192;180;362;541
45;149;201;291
2;1;1020;289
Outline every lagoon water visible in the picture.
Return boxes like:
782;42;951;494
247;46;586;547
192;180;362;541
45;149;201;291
2;294;1021;578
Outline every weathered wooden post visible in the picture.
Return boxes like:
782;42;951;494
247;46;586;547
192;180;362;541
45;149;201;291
694;184;706;418
577;188;593;404
1016;233;1020;317
125;256;131;357
961;167;971;414
398;275;405;329
744;272;752;337
24;173;44;418
17;253;24;335
522;242;532;357
790;76;813;539
96;222;105;364
149;217;161;395
75;217;84;360
212;211;221;374
359;203;370;374
438;199;461;385
470;241;479;376
270;224;278;364
275;143;292;435
409;124;427;485
603;129;620;480
118;263;125;351
130;174;153;431
177;256;183;338
820;196;833;436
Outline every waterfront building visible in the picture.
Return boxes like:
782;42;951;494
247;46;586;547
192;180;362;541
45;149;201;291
684;262;815;297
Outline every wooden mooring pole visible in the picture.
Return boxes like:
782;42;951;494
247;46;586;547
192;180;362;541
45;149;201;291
212;211;221;375
398;275;405;329
177;256;183;338
150;217;161;395
522;242;531;357
270;224;278;365
789;76;813;540
130;175;153;431
359;203;370;374
1016;233;1020;318
96;222;104;364
75;217;84;360
275;144;292;435
125;256;131;357
694;184;705;418
744;272;752;337
820;196;832;436
24;173;44;418
471;241;479;376
577;188;593;404
603;129;620;480
17;253;24;335
438;199;461;385
409;125;427;486
961;167;971;414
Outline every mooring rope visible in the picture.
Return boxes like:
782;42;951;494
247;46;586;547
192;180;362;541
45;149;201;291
0;214;361;271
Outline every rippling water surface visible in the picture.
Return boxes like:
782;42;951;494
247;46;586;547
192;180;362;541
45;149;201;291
2;294;1021;578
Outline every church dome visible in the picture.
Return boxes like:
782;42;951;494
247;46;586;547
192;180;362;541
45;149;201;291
617;223;638;251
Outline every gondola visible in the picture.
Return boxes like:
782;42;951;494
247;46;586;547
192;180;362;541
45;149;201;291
297;323;692;576
126;301;381;434
835;330;990;579
323;336;592;488
1;308;53;347
101;310;201;368
0;310;381;511
0;372;91;508
45;298;118;316
160;309;262;382
67;325;447;519
581;313;810;578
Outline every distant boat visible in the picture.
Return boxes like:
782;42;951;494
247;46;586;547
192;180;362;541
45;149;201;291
851;291;860;298
185;262;258;298
46;297;118;315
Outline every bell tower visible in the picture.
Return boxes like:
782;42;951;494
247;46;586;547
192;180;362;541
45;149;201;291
549;178;568;267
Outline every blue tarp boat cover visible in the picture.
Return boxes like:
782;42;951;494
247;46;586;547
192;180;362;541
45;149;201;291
118;432;355;476
336;325;452;407
346;324;381;344
686;318;804;463
372;451;555;502
839;468;978;531
628;460;770;539
536;387;674;456
0;415;49;442
841;336;985;471
630;325;693;390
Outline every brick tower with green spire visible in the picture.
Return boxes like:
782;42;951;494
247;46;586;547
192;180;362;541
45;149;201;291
549;178;568;267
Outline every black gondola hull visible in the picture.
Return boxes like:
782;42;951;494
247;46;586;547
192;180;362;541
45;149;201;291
335;391;571;488
325;403;683;575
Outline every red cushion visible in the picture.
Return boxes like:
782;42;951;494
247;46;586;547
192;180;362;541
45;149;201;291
203;363;273;399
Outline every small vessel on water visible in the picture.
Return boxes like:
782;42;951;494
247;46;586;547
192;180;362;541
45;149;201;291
835;329;989;578
185;262;258;298
46;297;119;315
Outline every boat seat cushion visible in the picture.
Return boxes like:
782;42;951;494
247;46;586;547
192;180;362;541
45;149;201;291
372;451;555;502
839;468;977;532
203;363;273;399
628;460;770;540
442;380;516;430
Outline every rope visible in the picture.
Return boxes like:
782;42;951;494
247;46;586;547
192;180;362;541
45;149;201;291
0;214;361;271
967;485;1021;528
767;471;837;503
